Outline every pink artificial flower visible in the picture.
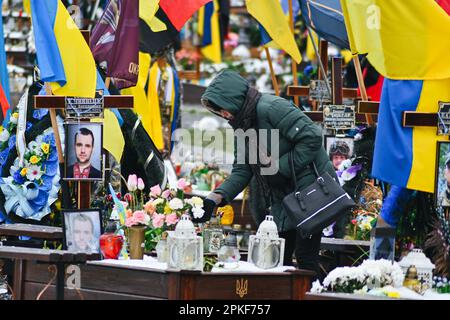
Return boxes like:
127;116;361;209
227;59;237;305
125;216;136;227
152;213;165;228
137;178;145;191
161;189;171;199
351;219;357;225
124;193;133;203
144;201;155;214
133;210;149;225
127;174;138;191
150;184;162;197
165;213;179;226
177;178;187;189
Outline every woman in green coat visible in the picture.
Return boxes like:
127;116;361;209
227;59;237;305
195;70;337;276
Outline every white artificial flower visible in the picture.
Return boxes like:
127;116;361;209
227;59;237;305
354;133;363;141
151;198;164;207
26;165;42;180
338;159;352;171
169;198;184;210
310;280;324;294
192;206;205;219
0;130;10;142
9;115;18;124
187;196;203;207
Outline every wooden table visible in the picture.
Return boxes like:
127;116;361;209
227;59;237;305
0;224;63;240
0;246;99;300
14;260;314;300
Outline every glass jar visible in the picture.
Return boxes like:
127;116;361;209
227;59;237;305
203;217;224;254
218;232;241;263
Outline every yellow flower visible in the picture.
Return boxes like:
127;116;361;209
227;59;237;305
164;204;172;215
386;291;400;299
190;196;203;207
29;155;41;164
12;112;18;119
20;168;27;176
41;143;50;154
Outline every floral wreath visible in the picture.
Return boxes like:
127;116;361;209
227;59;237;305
0;124;64;221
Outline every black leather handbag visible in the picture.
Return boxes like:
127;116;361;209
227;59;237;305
282;152;355;239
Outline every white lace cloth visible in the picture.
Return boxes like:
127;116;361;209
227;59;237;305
211;261;295;273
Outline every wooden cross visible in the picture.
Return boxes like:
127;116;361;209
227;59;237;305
34;30;134;209
301;57;377;125
287;40;359;111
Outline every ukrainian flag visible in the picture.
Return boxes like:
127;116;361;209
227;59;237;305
341;0;450;80
198;0;222;64
30;0;96;97
246;0;301;64
372;79;450;193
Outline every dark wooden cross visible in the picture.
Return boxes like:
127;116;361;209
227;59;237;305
299;57;377;125
287;40;359;111
33;30;134;209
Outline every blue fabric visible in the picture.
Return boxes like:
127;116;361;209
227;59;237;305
170;68;180;152
259;23;272;46
30;0;66;85
380;185;415;227
372;79;423;187
202;1;214;47
0;0;10;104
299;0;349;49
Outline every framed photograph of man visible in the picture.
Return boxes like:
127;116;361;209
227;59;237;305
324;135;354;170
435;141;450;207
64;122;103;181
62;209;102;253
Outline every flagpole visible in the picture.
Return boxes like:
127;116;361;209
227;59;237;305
264;47;280;96
352;55;374;125
104;77;111;89
288;0;299;106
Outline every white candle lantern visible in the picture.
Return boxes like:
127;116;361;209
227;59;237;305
168;215;203;271
248;215;285;269
398;248;435;292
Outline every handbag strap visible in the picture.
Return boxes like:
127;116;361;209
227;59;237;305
289;151;321;190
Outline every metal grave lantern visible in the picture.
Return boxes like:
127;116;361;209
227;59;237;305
399;248;435;293
248;215;285;269
168;215;203;271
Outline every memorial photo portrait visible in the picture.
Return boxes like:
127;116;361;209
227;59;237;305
62;210;102;253
65;122;103;181
324;136;354;170
435;141;450;207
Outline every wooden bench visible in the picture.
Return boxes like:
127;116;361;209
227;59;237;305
0;246;100;300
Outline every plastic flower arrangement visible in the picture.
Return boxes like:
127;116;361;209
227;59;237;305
110;175;205;252
175;48;201;71
0;127;61;221
310;259;405;295
144;178;204;251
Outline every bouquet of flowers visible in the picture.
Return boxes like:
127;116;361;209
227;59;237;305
310;259;404;295
144;178;204;251
110;175;205;252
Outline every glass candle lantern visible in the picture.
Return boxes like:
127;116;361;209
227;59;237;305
399;249;435;293
203;216;224;254
247;215;285;269
168;215;203;271
369;226;396;262
218;231;241;264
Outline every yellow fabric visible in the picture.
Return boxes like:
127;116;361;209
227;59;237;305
246;0;301;64
91;110;125;162
122;52;163;150
50;1;96;97
340;50;353;65
198;0;222;64
147;63;164;150
341;0;450;80
139;0;167;32
406;79;450;193
24;0;31;15
306;29;318;61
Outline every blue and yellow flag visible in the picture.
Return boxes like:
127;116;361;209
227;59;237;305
30;0;96;97
246;0;301;64
341;0;450;80
372;79;450;193
198;0;222;63
0;0;10;107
